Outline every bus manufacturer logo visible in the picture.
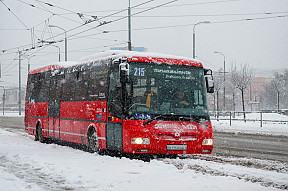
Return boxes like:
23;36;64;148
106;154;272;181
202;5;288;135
181;124;197;130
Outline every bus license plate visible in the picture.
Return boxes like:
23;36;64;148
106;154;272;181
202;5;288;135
167;144;187;151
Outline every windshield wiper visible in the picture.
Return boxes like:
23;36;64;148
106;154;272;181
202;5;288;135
143;113;175;126
179;116;209;127
179;115;208;122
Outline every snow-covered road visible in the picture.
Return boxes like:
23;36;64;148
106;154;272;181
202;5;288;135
1;127;287;191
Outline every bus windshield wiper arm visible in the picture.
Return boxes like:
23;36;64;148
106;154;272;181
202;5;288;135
179;116;207;122
143;113;174;126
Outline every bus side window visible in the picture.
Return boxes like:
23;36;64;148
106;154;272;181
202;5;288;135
56;74;64;101
75;70;88;100
38;72;49;102
26;75;33;103
88;66;108;100
88;71;98;100
30;73;43;102
62;71;76;101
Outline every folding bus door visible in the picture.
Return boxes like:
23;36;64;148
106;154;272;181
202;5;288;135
48;75;61;139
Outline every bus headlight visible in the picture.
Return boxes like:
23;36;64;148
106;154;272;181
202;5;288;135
202;139;213;146
131;137;150;144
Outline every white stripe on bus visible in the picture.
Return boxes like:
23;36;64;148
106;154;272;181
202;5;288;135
27;127;106;141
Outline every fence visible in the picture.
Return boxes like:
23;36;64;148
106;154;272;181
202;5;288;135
210;111;288;127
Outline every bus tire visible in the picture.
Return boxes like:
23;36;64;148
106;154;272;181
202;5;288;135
87;128;99;153
36;123;45;143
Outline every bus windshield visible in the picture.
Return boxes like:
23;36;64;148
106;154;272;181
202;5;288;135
108;62;210;121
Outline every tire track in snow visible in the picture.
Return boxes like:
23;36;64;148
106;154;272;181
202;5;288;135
161;156;288;190
0;155;84;191
182;155;288;173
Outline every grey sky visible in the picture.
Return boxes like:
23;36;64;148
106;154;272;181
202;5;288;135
0;0;287;87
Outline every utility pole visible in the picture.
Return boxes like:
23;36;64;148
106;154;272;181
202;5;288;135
214;51;226;111
18;49;22;115
0;86;5;115
0;61;1;78
128;0;132;51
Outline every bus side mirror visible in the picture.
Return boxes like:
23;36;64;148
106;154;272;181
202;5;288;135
204;69;214;93
118;59;129;83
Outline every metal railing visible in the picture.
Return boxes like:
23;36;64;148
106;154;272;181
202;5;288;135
210;111;288;127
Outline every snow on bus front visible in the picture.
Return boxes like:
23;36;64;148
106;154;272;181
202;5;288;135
123;118;213;154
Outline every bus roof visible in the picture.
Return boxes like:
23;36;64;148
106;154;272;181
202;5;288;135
80;50;202;67
29;50;203;75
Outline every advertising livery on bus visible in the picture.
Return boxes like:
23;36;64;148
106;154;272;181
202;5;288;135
25;50;214;155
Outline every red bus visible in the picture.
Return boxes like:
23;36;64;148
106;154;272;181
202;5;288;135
25;51;214;155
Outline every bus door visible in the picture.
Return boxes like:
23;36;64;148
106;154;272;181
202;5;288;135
48;75;61;139
106;67;124;151
107;119;123;151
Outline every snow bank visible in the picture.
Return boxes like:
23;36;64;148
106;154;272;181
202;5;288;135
0;112;24;117
212;113;288;136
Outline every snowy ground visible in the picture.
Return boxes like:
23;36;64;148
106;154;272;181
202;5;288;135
0;125;288;190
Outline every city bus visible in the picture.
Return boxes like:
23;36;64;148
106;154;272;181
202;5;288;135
25;50;214;155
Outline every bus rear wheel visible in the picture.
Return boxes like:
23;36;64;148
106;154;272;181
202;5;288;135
36;124;45;143
87;128;100;153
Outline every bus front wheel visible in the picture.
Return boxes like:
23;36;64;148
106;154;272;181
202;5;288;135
87;128;100;153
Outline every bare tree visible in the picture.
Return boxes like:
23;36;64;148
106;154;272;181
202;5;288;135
230;64;254;122
226;79;238;112
270;70;288;111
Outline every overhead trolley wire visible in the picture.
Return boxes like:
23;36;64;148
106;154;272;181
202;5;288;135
56;0;244;16
35;0;78;15
2;52;19;73
154;0;243;8
1;0;157;53
15;0;52;15
3;0;287;54
102;13;288;34
66;0;179;40
0;0;29;29
119;11;288;18
2;0;239;53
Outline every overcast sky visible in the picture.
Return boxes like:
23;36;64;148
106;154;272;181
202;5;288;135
0;0;287;87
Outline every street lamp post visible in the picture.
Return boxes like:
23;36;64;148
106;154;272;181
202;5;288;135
193;21;210;59
49;25;67;61
128;0;132;51
214;51;226;111
52;45;61;62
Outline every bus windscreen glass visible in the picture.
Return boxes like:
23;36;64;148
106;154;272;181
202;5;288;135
108;62;210;121
123;62;210;120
